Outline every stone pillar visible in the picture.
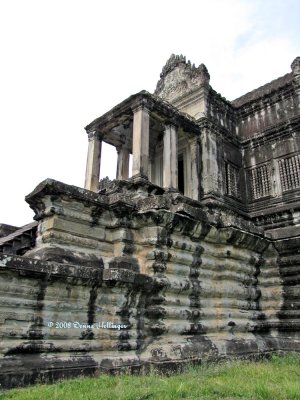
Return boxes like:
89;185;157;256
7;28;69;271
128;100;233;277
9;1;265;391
116;147;130;180
189;137;200;200
132;105;150;179
163;124;178;189
201;129;220;198
84;132;102;192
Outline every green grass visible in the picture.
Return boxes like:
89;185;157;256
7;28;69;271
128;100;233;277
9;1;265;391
1;354;300;400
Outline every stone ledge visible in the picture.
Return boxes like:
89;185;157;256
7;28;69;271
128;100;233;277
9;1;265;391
25;178;109;221
0;254;102;282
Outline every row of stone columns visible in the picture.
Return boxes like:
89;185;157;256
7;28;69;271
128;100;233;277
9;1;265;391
84;105;179;192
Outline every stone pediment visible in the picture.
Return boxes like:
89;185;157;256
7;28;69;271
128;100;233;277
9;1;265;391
154;54;210;104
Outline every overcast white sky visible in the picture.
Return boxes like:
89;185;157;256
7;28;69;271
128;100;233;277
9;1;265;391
0;0;299;227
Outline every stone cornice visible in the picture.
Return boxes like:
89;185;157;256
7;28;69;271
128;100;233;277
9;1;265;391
85;91;200;136
25;179;109;220
250;204;300;226
0;254;103;282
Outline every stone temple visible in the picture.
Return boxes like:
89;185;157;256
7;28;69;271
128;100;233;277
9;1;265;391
0;54;300;388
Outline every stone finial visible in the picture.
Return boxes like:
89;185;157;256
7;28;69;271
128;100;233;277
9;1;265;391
198;63;210;85
291;57;300;78
159;54;210;83
160;54;187;79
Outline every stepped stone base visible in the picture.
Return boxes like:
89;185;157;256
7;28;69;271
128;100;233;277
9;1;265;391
0;179;299;388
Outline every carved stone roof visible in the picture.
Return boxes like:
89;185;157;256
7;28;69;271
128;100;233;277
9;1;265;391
0;223;19;239
154;54;210;103
231;72;293;108
0;221;37;246
85;90;200;136
0;221;37;255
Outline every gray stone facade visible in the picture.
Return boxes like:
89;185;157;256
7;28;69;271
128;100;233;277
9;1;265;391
0;54;299;388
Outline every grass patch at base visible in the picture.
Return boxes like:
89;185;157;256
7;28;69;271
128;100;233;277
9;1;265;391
1;354;300;400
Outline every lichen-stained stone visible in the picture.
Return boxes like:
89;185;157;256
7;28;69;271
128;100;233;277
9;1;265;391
0;177;290;388
1;55;300;388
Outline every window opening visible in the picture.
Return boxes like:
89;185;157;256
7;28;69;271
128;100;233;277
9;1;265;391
248;164;271;200
279;154;300;192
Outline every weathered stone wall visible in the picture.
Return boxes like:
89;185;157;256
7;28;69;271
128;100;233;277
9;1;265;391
243;133;300;210
206;90;236;134
1;55;300;389
1;179;299;388
234;77;297;140
160;56;300;215
0;255;101;388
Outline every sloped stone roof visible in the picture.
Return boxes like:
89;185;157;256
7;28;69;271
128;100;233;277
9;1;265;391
85;90;200;135
231;72;293;108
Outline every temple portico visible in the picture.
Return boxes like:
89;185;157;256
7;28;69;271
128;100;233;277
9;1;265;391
84;91;200;197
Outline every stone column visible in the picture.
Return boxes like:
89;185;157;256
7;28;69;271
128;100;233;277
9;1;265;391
189;136;200;200
200;129;220;198
84;131;102;192
163;124;178;189
116;147;130;180
132;105;150;179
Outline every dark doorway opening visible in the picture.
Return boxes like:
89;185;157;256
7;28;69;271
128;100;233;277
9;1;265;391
178;155;184;195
